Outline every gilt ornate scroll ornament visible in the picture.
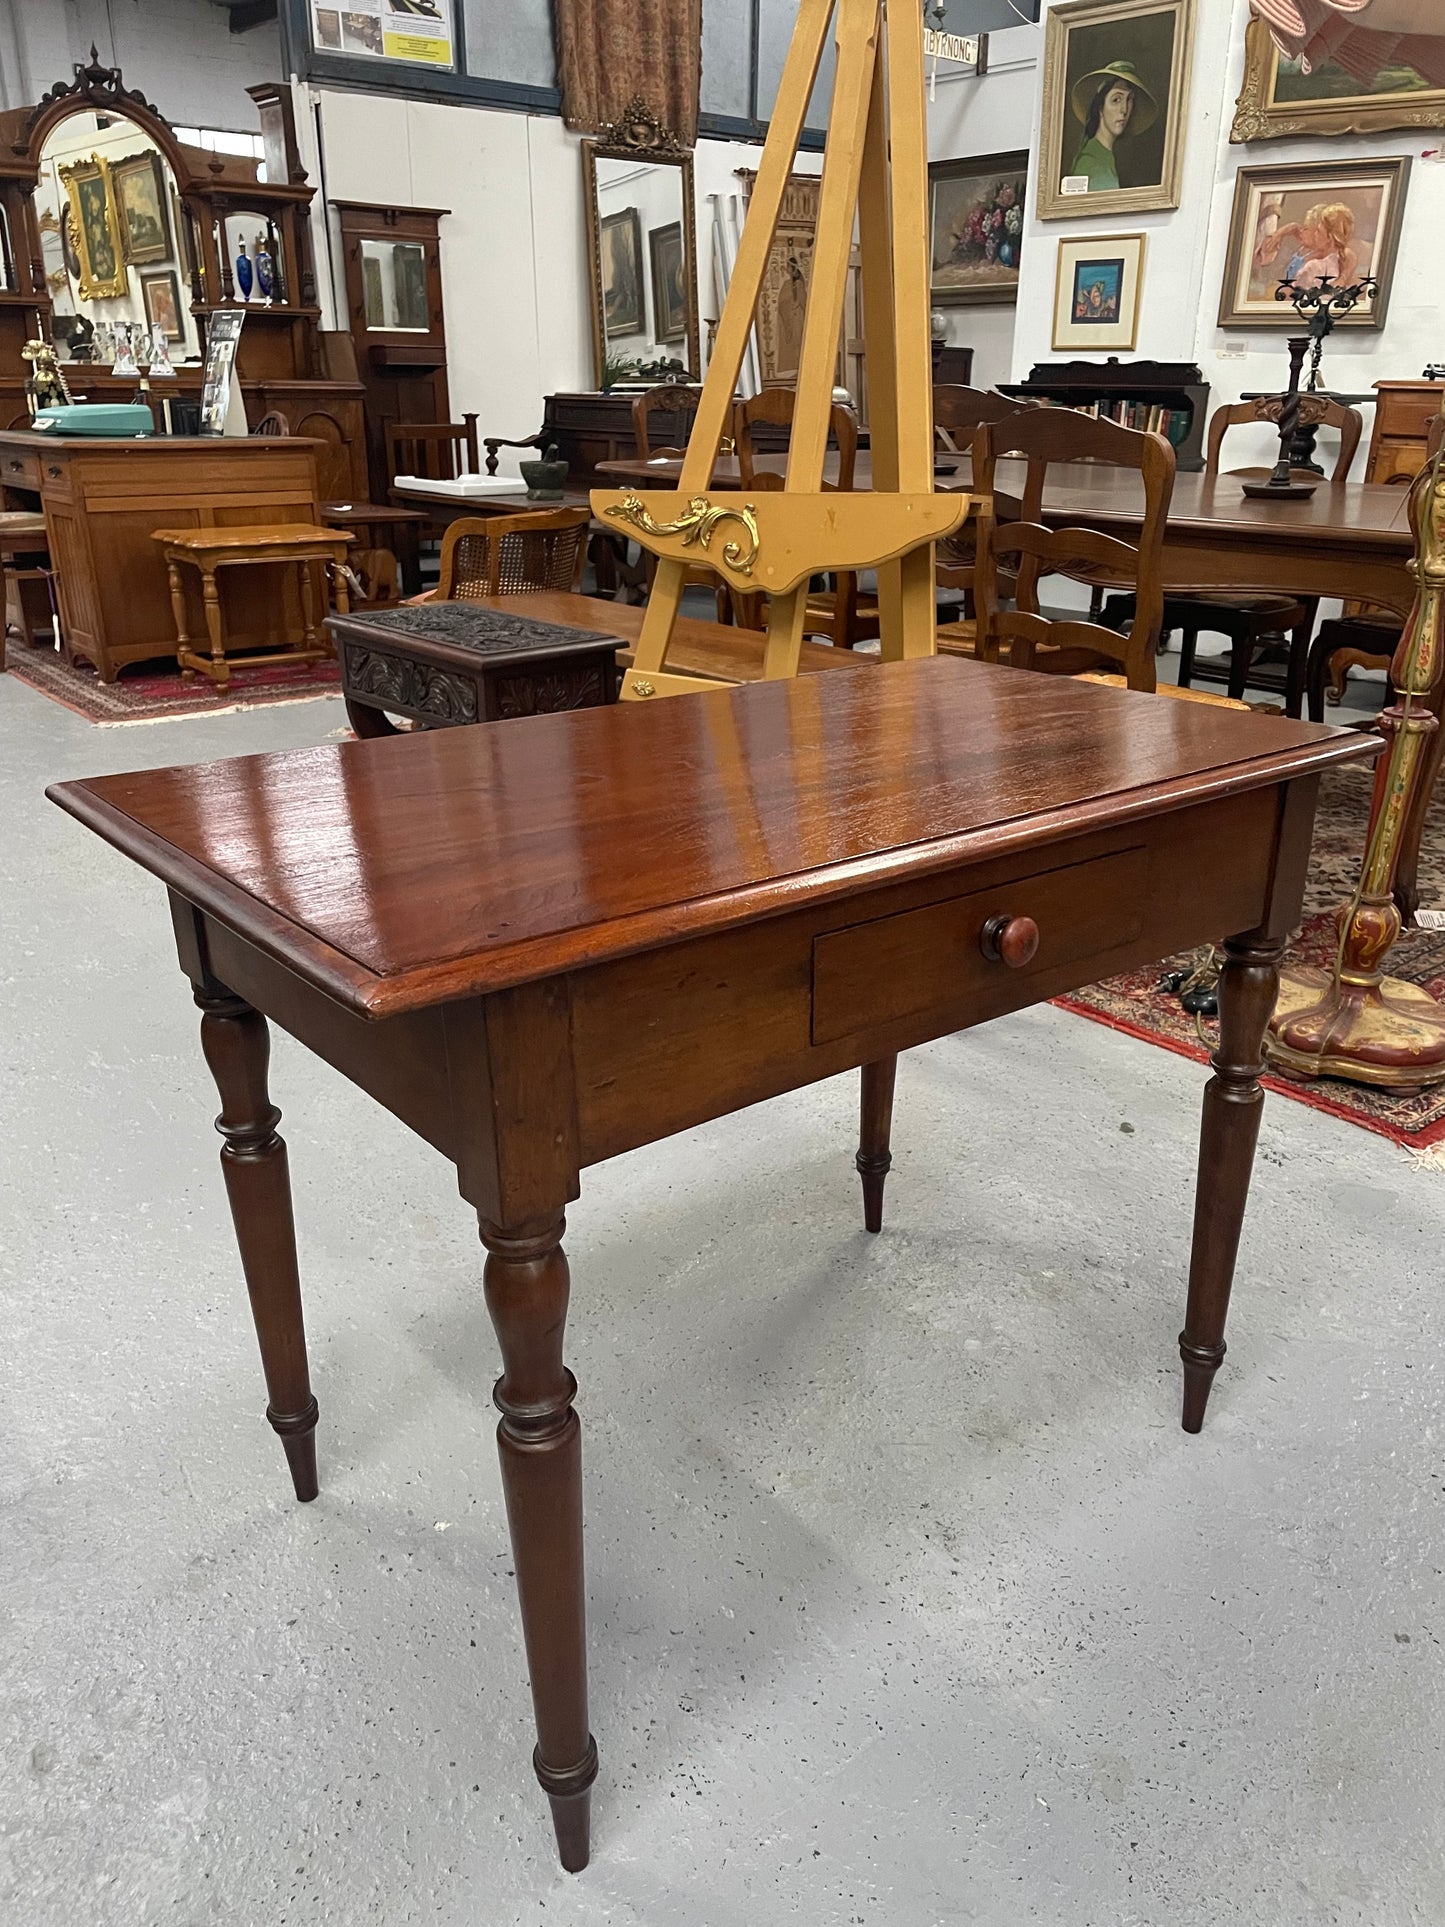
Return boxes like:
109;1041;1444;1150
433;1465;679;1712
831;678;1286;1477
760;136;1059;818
603;493;760;576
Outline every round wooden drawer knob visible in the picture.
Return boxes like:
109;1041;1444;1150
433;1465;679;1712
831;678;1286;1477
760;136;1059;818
980;913;1040;969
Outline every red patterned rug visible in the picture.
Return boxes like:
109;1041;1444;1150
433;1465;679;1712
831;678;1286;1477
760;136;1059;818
6;643;341;724
1057;761;1445;1148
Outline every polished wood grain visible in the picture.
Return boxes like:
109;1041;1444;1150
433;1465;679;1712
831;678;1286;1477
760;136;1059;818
51;658;1365;1018
49;657;1375;1874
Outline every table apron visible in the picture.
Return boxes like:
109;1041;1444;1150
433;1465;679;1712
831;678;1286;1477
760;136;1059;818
568;784;1286;1166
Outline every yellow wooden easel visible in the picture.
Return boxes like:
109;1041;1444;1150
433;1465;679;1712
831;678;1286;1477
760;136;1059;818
591;0;975;699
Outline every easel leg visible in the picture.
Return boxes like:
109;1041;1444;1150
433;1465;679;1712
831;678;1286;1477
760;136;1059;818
1179;932;1283;1432
196;989;319;1501
857;1055;897;1233
480;1212;596;1873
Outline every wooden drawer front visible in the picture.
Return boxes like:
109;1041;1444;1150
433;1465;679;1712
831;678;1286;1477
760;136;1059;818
811;845;1145;1046
1374;387;1441;441
3;448;41;491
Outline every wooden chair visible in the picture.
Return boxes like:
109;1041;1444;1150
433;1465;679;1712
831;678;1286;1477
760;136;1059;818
632;385;705;459
434;507;590;601
957;408;1239;703
386;414;480;483
251;410;291;437
730;388;879;649
1106;393;1363;715
1306;412;1444;722
932;386;1027;620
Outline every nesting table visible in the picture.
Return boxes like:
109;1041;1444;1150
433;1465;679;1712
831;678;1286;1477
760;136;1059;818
154;523;351;691
49;659;1370;1873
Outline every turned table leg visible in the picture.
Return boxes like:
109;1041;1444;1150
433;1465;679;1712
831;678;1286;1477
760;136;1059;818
166;559;192;671
200;565;228;690
197;989;319;1500
1179;932;1283;1433
299;558;318;654
480;1211;596;1873
856;1055;897;1234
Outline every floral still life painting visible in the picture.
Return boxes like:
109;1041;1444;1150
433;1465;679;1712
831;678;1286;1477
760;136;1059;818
928;153;1028;305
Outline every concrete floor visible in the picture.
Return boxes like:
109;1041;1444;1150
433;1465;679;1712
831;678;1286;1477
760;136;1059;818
3;669;1442;1927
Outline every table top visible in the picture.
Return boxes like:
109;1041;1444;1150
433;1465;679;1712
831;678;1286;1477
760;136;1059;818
152;524;352;553
466;591;868;681
323;500;430;527
50;657;1366;1020
594;453;1415;551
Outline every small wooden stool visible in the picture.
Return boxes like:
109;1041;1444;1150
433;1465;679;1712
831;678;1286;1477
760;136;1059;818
152;524;352;691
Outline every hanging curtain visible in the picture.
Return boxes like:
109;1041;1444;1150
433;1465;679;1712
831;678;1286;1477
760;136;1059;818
554;0;703;146
1250;0;1445;88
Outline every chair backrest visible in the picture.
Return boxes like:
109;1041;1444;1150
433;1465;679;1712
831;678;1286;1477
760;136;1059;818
252;410;291;437
932;384;1023;447
632;385;705;459
1205;394;1363;483
974;407;1175;692
386;413;481;483
435;507;590;600
732;387;859;491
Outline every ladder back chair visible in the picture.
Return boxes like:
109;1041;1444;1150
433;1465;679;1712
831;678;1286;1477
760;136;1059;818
434;507;590;601
1106;393;1364;714
972;407;1179;694
730;387;878;649
386;414;481;484
932;386;1029;621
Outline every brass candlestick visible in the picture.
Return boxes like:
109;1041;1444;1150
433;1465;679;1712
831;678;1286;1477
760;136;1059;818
1267;415;1445;1090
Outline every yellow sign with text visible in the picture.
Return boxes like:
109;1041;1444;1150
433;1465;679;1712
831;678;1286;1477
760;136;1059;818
383;31;452;63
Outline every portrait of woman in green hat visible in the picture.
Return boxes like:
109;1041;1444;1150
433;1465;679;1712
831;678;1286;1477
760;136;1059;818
1039;0;1194;219
1068;59;1159;192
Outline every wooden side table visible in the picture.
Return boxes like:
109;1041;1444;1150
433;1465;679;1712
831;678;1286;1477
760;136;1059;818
153;524;352;692
321;499;429;600
326;601;622;737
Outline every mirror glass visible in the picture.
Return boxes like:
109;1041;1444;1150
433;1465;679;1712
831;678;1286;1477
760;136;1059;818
588;149;697;384
37;109;200;365
360;238;429;331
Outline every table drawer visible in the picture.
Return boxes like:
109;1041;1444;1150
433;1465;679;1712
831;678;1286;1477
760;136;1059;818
811;845;1146;1046
2;447;42;491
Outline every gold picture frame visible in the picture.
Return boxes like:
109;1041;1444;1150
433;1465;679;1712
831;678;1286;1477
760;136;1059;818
58;155;127;300
1217;156;1411;332
1037;0;1195;221
112;150;172;265
1231;14;1445;143
1052;232;1146;351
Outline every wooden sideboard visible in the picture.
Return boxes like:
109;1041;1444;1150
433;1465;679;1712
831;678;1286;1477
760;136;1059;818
1367;380;1445;483
1;431;324;681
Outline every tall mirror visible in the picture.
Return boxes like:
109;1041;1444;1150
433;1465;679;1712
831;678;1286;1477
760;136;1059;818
583;110;699;388
36;108;200;365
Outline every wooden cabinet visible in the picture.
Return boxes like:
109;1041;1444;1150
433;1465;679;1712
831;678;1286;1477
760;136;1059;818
1001;360;1211;471
1;430;322;681
1366;380;1445;483
334;203;450;501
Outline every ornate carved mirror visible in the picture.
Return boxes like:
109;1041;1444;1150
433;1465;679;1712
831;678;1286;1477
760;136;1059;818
582;102;700;387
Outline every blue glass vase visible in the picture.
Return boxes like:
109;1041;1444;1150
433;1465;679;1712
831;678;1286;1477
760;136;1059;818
234;240;252;300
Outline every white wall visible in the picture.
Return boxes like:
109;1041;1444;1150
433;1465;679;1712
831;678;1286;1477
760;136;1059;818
0;0;281;132
926;20;1041;392
313;92;827;474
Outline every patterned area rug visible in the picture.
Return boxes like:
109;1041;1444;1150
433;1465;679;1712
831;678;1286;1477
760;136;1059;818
1058;761;1445;1147
5;643;341;724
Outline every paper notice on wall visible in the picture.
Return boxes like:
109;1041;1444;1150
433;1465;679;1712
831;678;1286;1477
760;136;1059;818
311;0;455;68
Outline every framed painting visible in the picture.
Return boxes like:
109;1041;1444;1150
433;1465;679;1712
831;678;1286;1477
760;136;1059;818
1218;156;1411;330
58;156;127;301
928;151;1028;306
1052;232;1146;350
112;151;171;265
1037;0;1195;220
140;268;185;342
1231;13;1445;141
648;222;688;342
600;207;644;339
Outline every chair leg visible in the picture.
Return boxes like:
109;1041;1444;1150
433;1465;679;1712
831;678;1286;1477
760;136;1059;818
1177;629;1199;688
1305;632;1335;725
1227;634;1256;704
